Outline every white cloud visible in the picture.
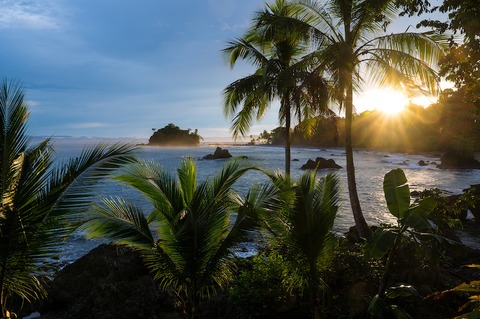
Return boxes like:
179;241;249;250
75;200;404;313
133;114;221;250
70;122;111;129
0;0;65;29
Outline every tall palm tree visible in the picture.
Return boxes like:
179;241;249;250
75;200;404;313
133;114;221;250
263;170;340;319
0;79;136;317
80;158;275;318
281;0;447;237
223;0;330;176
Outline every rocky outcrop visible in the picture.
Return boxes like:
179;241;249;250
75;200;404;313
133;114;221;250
418;160;428;166
300;157;342;170
39;244;175;319
203;147;233;160
438;151;480;169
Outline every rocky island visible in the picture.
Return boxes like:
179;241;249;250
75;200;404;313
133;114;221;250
148;123;202;146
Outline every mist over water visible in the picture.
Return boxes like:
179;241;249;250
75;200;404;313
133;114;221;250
51;138;480;263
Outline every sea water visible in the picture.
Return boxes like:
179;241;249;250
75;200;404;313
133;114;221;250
48;138;480;263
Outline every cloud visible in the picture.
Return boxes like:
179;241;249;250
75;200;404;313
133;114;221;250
0;0;65;29
69;122;112;129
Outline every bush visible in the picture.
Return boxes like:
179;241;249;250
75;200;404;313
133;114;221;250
228;253;307;319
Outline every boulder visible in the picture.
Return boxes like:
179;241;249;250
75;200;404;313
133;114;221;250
39;244;175;319
203;147;233;160
438;151;480;169
301;157;342;170
418;160;428;166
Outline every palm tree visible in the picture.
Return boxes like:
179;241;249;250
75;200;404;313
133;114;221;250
0;79;136;317
263;170;340;319
281;0;447;237
223;0;330;176
80;158;275;318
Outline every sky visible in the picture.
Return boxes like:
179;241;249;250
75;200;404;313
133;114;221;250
0;0;444;140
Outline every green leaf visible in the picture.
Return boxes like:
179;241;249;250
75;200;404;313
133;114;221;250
450;281;480;294
405;197;437;219
383;169;410;218
389;305;413;319
454;310;480;319
401;215;438;232
386;285;419;298
368;295;386;318
365;228;397;259
413;232;461;246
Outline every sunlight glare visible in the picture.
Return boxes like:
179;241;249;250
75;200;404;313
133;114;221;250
356;89;408;115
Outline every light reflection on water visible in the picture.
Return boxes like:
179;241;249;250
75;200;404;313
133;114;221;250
50;140;480;263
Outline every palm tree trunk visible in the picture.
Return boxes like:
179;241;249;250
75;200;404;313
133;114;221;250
345;83;372;238
284;99;291;176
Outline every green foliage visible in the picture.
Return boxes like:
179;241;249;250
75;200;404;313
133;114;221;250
433;265;480;318
223;0;331;175
81;158;272;318
417;0;480;110
368;284;419;319
414;187;475;233
365;168;441;317
263;170;340;318
0;79;136;317
148;123;201;146
228;253;306;319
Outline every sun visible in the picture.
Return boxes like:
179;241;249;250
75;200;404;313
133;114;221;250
356;89;409;115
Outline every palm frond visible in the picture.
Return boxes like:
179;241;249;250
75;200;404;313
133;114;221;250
81;196;154;248
223;38;269;69
114;160;183;224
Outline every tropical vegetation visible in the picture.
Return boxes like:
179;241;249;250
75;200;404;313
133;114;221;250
0;79;136;318
223;0;331;176
149;123;202;146
80;158;276;318
258;92;480;153
224;0;447;238
4;0;480;317
263;170;340;319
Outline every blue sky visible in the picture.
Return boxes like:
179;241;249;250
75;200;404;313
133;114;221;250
0;0;442;140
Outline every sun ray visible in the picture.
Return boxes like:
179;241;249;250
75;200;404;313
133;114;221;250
356;89;409;115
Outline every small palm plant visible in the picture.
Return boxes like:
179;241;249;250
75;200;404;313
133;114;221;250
0;80;136;317
81;158;274;318
264;170;340;319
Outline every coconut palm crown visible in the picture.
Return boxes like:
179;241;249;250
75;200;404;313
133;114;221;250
0;79;136;317
81;158;276;318
276;0;448;237
223;0;331;176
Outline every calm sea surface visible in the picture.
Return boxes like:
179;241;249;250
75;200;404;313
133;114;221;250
49;138;480;263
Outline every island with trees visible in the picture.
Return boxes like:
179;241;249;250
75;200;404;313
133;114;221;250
148;123;202;146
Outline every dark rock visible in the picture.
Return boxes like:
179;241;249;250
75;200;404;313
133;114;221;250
300;157;342;170
411;190;421;197
430;161;438;166
39;244;176;319
438;151;480;169
292;159;299;162
203;147;233;160
418;160;428;166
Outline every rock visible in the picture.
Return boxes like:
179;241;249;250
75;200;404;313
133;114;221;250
39;244;176;319
292;159;299;162
438;151;480;169
300;157;342;170
418;160;428;166
203;147;233;160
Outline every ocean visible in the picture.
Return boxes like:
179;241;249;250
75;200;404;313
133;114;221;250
49;137;480;263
